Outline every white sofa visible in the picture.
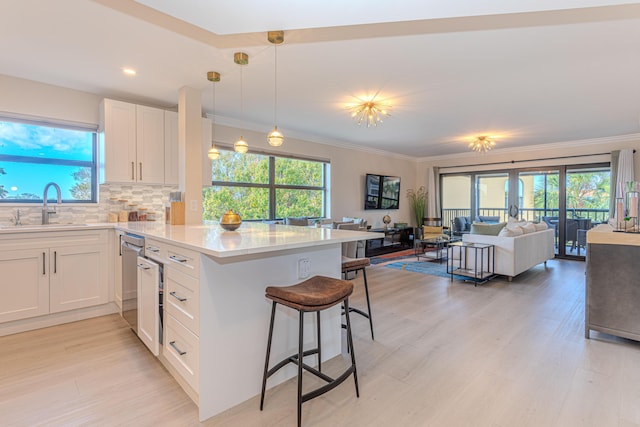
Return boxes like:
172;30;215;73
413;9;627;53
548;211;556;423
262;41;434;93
461;228;555;281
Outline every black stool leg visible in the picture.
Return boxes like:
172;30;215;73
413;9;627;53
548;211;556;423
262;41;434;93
297;310;304;427
343;298;360;397
260;301;277;410
316;311;322;373
361;267;374;340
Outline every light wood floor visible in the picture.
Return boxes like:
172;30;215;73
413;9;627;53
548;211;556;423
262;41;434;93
3;259;640;427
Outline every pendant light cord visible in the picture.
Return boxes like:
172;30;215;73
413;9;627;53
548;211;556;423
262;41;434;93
211;79;216;146
274;43;278;127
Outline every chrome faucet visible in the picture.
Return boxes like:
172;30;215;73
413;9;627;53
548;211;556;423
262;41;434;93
42;182;62;224
12;208;22;226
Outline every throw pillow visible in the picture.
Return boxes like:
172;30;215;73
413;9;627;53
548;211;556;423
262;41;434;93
506;219;527;231
521;222;537;234
533;221;548;231
476;215;501;224
470;221;507;236
499;226;524;237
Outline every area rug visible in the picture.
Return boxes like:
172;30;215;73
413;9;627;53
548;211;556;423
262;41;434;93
385;260;468;280
370;249;417;265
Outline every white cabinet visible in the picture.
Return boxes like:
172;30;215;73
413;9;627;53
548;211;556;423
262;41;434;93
137;256;160;356
147;238;200;394
49;244;108;313
136;105;165;183
0;249;49;323
100;99;165;184
0;231;109;323
165;110;179;185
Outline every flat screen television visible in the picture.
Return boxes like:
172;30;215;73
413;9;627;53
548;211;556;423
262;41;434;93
364;173;401;210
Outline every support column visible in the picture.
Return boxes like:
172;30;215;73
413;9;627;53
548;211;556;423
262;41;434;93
178;86;203;224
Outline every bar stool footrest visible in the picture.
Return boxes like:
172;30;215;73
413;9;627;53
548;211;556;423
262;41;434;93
302;366;356;403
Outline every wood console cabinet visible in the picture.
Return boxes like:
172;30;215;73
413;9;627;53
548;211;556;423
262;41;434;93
586;242;640;341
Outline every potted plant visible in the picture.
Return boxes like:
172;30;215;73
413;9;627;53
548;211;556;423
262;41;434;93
406;186;427;232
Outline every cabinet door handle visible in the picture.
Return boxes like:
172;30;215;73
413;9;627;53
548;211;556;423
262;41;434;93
139;162;142;181
169;341;186;356
131;162;135;180
169;291;187;302
54;251;57;274
146;246;159;253
169;255;188;263
42;252;46;275
137;263;151;270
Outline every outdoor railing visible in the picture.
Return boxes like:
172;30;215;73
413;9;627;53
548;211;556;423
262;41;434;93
443;208;609;230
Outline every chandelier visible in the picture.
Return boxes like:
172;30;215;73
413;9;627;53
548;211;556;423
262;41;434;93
469;136;496;153
346;96;391;128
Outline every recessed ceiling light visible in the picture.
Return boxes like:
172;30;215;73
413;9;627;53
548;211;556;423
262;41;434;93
122;68;137;76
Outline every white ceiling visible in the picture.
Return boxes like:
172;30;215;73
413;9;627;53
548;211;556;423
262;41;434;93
1;0;640;158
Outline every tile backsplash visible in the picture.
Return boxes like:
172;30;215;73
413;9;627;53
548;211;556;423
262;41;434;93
0;183;178;226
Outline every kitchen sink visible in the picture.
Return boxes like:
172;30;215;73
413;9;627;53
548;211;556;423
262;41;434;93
1;223;89;230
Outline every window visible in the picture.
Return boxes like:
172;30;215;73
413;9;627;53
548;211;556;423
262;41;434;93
0;117;98;203
203;149;328;221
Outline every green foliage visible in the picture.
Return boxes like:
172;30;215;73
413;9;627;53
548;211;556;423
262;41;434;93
406;186;427;227
0;166;6;198
70;167;91;200
203;150;326;221
533;171;610;215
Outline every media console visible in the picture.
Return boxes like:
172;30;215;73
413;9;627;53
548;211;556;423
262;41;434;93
365;227;414;257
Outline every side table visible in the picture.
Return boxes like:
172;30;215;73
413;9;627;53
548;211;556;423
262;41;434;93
415;238;447;263
447;241;495;285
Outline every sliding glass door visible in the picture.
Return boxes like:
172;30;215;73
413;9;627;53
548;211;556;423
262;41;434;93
441;163;610;260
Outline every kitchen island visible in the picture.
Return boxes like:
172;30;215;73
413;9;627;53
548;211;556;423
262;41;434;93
586;224;640;342
119;221;379;421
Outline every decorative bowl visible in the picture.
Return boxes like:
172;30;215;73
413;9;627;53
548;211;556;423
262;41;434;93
220;209;242;231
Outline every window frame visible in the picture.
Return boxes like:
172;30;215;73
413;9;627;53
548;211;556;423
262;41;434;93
209;148;329;221
0;115;99;204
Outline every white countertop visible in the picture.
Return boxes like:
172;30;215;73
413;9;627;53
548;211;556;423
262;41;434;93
0;221;382;258
121;222;381;258
587;223;640;246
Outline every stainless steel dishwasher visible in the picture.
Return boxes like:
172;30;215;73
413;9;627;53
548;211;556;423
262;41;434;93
121;233;145;333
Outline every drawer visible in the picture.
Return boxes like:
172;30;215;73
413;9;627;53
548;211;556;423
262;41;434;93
164;313;199;392
165;268;199;335
144;239;166;263
161;243;199;279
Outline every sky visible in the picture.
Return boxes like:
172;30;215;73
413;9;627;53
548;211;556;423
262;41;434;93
0;121;93;199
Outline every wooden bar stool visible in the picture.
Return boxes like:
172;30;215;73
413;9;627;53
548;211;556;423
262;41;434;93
341;256;374;340
260;275;359;427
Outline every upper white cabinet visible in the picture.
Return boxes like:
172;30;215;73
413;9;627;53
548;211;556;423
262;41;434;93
100;99;165;184
165;110;179;185
136;105;166;184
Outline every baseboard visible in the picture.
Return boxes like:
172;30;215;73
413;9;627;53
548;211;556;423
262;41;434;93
0;302;119;337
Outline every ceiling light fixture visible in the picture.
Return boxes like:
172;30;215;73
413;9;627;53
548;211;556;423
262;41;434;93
234;52;249;154
122;67;136;76
206;71;220;160
469;135;496;153
346;96;391;128
267;30;284;147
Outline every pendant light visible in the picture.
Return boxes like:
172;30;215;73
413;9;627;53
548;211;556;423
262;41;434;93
206;71;220;160
234;52;249;154
267;31;284;147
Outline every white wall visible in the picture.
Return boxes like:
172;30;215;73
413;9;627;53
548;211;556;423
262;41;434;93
0;74;417;227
